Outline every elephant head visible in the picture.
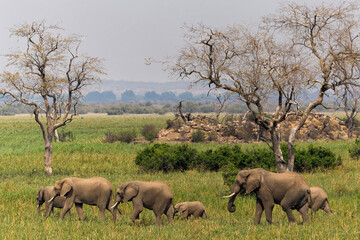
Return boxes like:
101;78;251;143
112;182;139;209
223;169;262;213
37;187;45;215
48;178;73;203
173;203;186;217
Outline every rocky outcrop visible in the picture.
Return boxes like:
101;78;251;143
157;113;352;143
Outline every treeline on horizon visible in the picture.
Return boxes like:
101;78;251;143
84;90;219;103
0;101;331;116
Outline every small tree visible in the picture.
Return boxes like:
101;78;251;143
335;83;360;138
0;21;104;175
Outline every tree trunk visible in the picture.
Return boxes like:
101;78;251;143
270;128;287;173
44;137;53;175
287;127;298;172
347;118;353;138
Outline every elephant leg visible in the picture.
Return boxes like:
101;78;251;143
98;205;106;220
322;201;332;215
45;202;53;219
254;199;264;225
155;212;162;226
60;201;73;220
194;210;201;219
297;203;309;224
75;203;85;221
280;196;297;223
282;207;296;223
311;201;321;213
131;204;143;223
263;201;274;224
165;205;174;224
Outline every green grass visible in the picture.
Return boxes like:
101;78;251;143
0;114;359;239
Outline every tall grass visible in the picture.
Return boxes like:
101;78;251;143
0;114;359;239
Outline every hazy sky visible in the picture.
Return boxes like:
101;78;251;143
0;0;342;83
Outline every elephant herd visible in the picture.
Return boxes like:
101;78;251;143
37;168;331;226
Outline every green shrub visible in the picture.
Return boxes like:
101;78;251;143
349;139;360;159
141;124;158;142
103;129;137;143
191;129;205;142
135;143;198;172
135;143;342;178
290;144;342;171
58;130;75;142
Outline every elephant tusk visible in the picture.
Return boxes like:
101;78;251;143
37;204;39;208
111;202;119;209
48;196;55;203
223;192;236;198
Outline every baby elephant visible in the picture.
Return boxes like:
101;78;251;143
309;187;332;215
174;201;207;220
37;186;69;218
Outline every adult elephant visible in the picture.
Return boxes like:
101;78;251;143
111;181;174;226
48;177;119;221
37;186;69;218
223;168;310;225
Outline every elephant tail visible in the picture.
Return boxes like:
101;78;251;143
171;198;176;218
307;189;312;207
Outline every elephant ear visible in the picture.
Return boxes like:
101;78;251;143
245;172;261;194
60;180;72;197
37;187;44;201
178;203;187;213
123;182;139;202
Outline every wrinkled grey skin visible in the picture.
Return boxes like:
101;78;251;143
37;186;69;218
174;201;207;220
309;187;332;215
225;168;310;225
49;177;120;221
112;181;174;226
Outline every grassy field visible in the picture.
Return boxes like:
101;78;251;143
0;114;359;239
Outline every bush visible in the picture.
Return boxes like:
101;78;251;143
349;139;360;160
103;129;137;143
191;129;205;142
135;143;342;180
135;143;197;172
58;130;75;142
141;124;158;142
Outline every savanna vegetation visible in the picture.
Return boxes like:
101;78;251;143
0;114;359;239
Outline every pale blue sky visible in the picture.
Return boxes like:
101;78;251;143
0;0;343;82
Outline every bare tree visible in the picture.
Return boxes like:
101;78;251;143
268;1;360;171
335;85;360;138
169;24;307;172
170;2;360;173
0;21;104;175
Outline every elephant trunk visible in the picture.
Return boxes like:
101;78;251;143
37;204;41;215
226;183;241;213
227;195;237;213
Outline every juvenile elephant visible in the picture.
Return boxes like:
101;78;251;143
111;181;174;226
224;168;310;225
37;186;70;218
49;177;119;221
309;187;332;215
174;201;207;220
